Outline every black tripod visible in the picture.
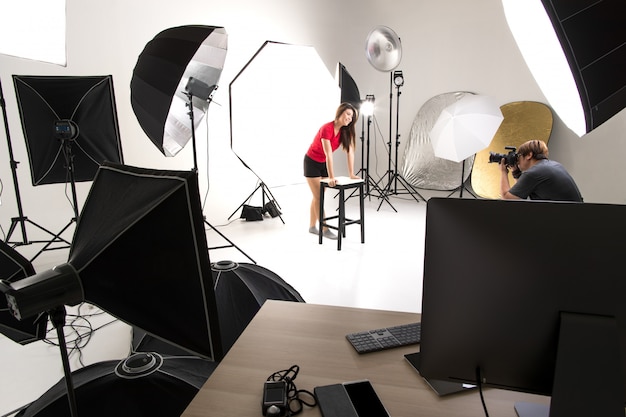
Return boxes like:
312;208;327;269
184;81;255;264
446;159;477;198
1;78;71;258
227;156;284;224
49;305;80;417
354;111;395;211
376;73;426;210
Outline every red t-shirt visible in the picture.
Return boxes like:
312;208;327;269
306;121;340;163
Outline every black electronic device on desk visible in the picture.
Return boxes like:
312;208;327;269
315;380;390;417
346;322;421;353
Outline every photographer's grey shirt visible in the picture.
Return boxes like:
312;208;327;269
509;159;583;202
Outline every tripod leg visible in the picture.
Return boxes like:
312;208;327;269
205;220;256;264
260;183;284;224
374;179;397;212
396;174;427;202
29;219;74;262
228;183;263;220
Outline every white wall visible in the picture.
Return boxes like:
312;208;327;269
1;0;625;243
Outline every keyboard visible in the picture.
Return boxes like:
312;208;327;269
346;322;421;353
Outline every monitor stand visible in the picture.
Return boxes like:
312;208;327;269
404;352;476;396
515;312;624;417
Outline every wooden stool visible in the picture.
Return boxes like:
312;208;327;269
319;178;365;250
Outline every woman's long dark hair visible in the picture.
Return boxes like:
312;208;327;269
335;102;358;151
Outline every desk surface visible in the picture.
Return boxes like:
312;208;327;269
182;301;549;417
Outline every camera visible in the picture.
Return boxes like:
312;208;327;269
489;146;518;167
262;380;288;416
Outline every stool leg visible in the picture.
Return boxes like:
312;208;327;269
338;188;344;250
319;182;324;245
359;182;365;244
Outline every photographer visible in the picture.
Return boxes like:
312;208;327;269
499;140;583;202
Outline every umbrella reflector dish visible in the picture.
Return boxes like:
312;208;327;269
429;94;504;163
131;25;227;157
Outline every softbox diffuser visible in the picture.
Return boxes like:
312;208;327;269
211;260;305;354
541;0;626;132
0;240;47;344
16;354;218;417
337;63;361;109
229;41;339;187
12;75;123;186
67;162;222;361
130;25;227;157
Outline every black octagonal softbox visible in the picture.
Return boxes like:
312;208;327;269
541;0;626;132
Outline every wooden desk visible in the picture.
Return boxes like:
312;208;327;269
182;301;549;417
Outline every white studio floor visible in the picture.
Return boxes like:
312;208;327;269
0;181;449;416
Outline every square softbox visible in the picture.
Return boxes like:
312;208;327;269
12;75;123;186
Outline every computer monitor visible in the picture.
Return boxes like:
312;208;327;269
418;198;625;417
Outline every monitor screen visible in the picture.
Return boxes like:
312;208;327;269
418;198;625;416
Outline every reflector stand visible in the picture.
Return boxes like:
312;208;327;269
444;159;477;199
374;73;426;209
354;95;394;209
227;41;289;224
227;178;284;225
364;27;424;209
184;78;256;264
1;78;71;254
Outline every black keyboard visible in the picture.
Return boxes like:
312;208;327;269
346;322;421;353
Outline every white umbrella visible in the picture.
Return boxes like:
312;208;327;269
429;95;504;163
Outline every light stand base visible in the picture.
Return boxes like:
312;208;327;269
446;160;477;199
356;175;398;213
376;171;426;211
6;217;73;262
204;218;256;264
446;184;477;199
228;181;284;224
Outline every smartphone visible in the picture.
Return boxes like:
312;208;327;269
342;380;390;417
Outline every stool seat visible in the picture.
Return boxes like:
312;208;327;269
319;177;365;250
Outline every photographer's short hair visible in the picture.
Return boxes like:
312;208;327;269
518;140;549;160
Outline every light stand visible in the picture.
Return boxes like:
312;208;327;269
36;120;84;256
49;305;79;417
227;171;283;224
184;78;256;264
26;120;84;262
446;159;477;198
1;78;71;253
376;71;426;210
356;95;395;210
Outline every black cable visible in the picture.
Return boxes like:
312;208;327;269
42;303;119;367
267;365;317;416
476;367;490;417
